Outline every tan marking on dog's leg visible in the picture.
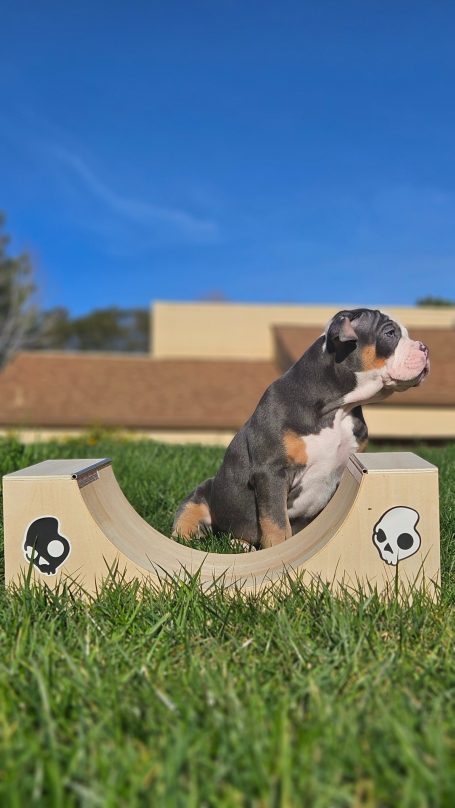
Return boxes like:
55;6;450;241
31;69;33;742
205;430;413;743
283;430;308;465
361;345;387;371
284;509;292;539
173;502;211;541
284;480;293;539
357;438;369;453
260;517;287;548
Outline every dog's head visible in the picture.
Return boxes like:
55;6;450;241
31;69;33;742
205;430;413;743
324;308;430;405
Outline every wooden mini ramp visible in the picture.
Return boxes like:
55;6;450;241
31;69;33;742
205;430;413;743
3;452;440;596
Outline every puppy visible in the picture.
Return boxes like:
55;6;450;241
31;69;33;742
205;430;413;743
173;309;430;549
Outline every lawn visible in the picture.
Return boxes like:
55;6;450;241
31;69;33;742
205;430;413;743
0;434;454;806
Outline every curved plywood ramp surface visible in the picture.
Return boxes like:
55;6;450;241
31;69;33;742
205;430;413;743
3;453;440;597
80;461;361;583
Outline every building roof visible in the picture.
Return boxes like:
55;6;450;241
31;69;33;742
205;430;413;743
273;326;455;406
0;352;278;430
273;326;324;370
0;322;453;435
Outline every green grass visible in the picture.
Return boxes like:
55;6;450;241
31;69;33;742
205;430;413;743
0;434;454;806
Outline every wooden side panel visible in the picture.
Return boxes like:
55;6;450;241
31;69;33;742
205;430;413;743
303;468;440;596
3;476;146;595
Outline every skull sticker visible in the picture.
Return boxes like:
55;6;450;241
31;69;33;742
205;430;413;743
372;507;421;566
23;516;71;575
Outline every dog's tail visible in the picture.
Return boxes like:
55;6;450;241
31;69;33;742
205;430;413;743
172;477;214;541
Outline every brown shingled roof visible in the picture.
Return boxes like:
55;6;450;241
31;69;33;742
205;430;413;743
0;324;452;434
273;325;324;371
0;352;279;430
273;326;455;406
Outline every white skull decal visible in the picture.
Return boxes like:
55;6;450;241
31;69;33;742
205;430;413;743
372;507;421;566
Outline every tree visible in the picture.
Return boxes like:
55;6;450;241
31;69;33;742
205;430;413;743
33;306;150;353
69;307;148;352
416;295;454;307
0;214;37;368
33;307;73;350
0;215;150;360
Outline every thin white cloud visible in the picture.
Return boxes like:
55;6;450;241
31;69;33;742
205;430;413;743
51;145;218;239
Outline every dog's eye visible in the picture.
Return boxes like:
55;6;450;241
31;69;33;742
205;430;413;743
385;328;396;338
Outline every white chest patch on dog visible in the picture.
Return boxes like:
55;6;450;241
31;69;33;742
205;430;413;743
287;410;359;520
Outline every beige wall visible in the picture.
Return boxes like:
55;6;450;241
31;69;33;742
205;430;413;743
0;428;237;446
4;407;454;445
151;301;455;360
363;406;455;439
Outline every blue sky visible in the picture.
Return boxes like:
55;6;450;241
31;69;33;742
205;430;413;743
1;1;454;315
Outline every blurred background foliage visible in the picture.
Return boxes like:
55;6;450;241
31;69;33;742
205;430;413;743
0;213;149;360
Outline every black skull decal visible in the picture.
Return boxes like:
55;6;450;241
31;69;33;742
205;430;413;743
23;517;71;575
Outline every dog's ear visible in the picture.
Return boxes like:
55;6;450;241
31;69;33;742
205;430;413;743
326;313;359;352
337;316;358;342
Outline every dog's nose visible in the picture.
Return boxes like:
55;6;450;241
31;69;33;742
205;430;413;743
419;342;429;356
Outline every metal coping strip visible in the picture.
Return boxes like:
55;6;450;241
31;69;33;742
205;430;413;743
72;458;112;484
349;454;368;477
77;470;100;488
347;455;365;483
